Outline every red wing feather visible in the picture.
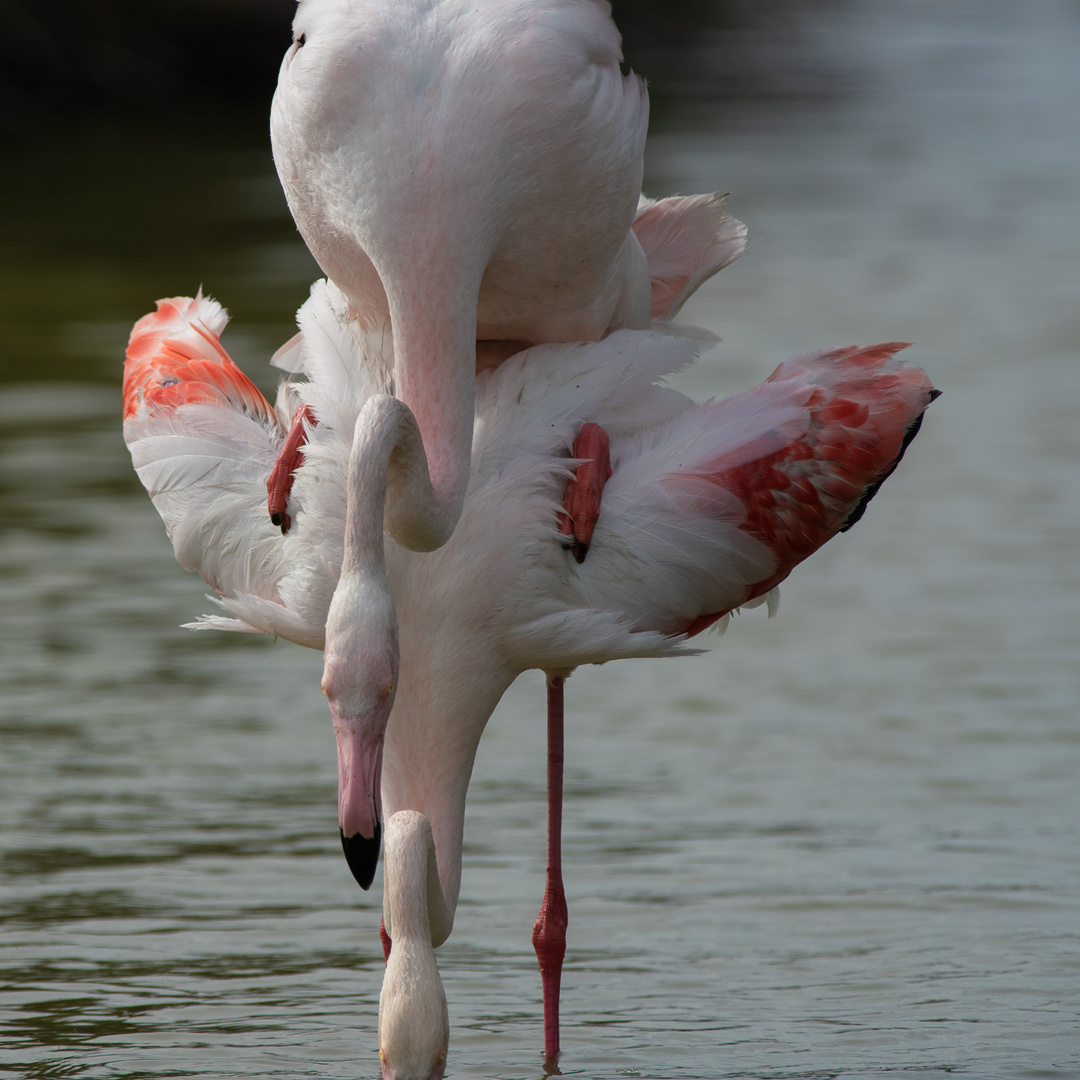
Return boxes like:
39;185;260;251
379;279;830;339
123;295;279;428
683;343;936;631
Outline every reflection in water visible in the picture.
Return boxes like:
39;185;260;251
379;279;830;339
2;2;1080;1078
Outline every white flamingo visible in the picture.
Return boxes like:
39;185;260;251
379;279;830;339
265;0;748;913
269;0;656;553
260;191;746;889
123;281;937;1077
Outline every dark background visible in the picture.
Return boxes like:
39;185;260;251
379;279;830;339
0;0;845;386
1;0;842;133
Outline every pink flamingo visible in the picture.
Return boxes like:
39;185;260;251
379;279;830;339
269;0;654;552
123;280;937;1078
262;191;746;887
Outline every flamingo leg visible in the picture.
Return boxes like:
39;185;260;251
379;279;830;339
534;424;611;1065
557;423;612;563
267;404;317;533
533;675;569;1070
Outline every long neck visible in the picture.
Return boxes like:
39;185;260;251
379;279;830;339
379;643;516;939
326;395;431;655
344;394;460;561
376;237;484;554
382;811;452;946
322;394;465;869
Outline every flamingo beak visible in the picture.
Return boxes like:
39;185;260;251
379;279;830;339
334;718;384;889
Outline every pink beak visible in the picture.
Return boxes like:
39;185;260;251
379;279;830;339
334;717;384;889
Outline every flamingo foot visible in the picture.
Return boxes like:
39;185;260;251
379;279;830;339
533;878;568;1073
558;422;612;563
267;404;317;533
533;676;568;1070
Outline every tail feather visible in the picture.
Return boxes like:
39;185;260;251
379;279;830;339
633;194;747;320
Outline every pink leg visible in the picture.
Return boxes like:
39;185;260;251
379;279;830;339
533;676;569;1070
266;404;317;534
557;423;612;564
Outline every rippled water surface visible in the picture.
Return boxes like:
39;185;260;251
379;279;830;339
3;2;1079;1078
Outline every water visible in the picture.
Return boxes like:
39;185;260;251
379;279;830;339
2;2;1079;1077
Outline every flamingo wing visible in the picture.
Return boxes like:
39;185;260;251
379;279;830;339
409;330;935;674
123;294;323;642
588;341;939;637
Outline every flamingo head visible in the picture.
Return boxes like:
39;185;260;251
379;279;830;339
270;0;404;323
379;978;449;1080
322;571;398;890
378;812;451;1080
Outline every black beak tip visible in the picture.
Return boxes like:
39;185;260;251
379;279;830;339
340;820;382;890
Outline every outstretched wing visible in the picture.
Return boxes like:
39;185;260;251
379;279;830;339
122;294;296;613
586;341;939;637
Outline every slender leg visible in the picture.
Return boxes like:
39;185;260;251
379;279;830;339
266;404;317;533
534;424;609;1066
533;675;569;1071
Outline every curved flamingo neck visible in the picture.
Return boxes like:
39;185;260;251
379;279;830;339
344;394;461;559
386;315;475;548
390;326;475;546
377;246;484;552
322;393;465;877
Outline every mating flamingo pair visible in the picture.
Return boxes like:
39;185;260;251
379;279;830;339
123;1;938;1077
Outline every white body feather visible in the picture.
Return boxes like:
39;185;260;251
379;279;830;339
125;283;784;663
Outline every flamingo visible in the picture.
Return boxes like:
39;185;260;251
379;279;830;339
123;280;937;1077
265;189;745;889
265;0;748;953
268;0;655;553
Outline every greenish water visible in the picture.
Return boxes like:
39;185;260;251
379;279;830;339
0;116;318;389
2;2;1080;1078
